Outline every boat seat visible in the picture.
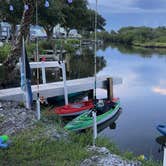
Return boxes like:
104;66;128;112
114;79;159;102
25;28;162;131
96;101;116;116
97;100;104;107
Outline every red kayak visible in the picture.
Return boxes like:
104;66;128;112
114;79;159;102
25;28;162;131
55;100;93;117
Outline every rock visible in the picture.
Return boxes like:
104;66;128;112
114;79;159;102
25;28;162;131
81;146;141;166
43;125;68;141
0;42;3;47
0;102;3;111
0;100;36;136
88;146;110;155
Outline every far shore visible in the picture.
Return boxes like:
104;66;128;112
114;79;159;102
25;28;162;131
133;42;166;49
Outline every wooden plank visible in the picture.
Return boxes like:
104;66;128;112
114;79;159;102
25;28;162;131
16;61;64;69
0;76;122;101
29;61;63;69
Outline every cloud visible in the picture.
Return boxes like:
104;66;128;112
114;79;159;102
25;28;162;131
152;87;166;95
88;0;166;13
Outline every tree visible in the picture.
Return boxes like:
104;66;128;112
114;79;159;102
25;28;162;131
38;0;63;40
1;0;35;85
83;9;106;32
60;0;105;36
0;0;24;42
0;0;107;84
60;0;88;36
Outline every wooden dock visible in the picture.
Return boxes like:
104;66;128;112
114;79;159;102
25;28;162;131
0;76;122;101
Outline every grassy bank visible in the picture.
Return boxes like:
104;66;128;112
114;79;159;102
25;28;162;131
134;42;166;48
0;108;162;166
96;26;166;49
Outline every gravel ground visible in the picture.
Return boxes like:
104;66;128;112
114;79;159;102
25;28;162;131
80;146;141;166
0;100;36;136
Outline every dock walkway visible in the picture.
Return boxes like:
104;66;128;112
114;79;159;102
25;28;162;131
0;76;122;101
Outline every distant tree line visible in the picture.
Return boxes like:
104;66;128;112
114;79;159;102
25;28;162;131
97;26;166;46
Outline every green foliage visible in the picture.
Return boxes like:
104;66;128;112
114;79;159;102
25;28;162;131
141;159;162;166
98;26;166;48
38;0;63;39
82;9;106;32
18;101;25;108
66;39;80;45
96;136;120;155
0;0;23;25
92;31;111;42
26;42;47;58
0;115;4;123
0;44;11;62
0;126;90;165
106;26;166;48
1;0;106;41
54;39;79;54
26;43;36;56
61;0;105;36
38;40;55;50
134;42;166;48
61;0;88;31
122;151;135;160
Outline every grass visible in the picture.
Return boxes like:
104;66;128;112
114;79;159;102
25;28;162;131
0;107;163;166
0;137;89;165
0;125;91;166
0;107;92;166
134;42;166;48
0;43;11;62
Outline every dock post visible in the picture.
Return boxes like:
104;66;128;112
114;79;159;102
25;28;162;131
88;89;94;100
92;111;97;147
36;97;40;120
41;61;46;84
107;77;113;100
61;62;68;105
164;146;166;166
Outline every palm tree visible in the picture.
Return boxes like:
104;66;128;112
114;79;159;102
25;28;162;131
1;0;35;85
3;0;35;71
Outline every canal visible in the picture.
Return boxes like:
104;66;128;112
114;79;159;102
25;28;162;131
97;44;166;160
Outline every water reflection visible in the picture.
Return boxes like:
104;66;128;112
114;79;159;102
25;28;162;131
97;44;166;160
0;47;106;89
67;47;106;79
110;43;166;57
155;136;166;159
152;87;166;95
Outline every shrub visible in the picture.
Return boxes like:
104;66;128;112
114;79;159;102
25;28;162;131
0;43;11;62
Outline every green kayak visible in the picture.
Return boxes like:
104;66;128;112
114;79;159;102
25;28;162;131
64;98;121;131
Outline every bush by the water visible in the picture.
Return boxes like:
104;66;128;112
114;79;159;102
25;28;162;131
97;26;166;48
0;38;80;63
0;44;11;62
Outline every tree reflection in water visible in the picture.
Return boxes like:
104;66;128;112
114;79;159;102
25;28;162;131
0;46;106;89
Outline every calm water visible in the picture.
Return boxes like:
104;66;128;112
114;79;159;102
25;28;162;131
96;45;166;160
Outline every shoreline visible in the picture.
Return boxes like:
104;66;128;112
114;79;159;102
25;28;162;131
0;100;161;166
133;42;166;49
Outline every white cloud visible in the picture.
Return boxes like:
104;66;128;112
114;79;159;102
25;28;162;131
152;87;166;95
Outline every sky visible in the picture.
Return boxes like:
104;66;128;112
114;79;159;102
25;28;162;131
88;0;166;31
